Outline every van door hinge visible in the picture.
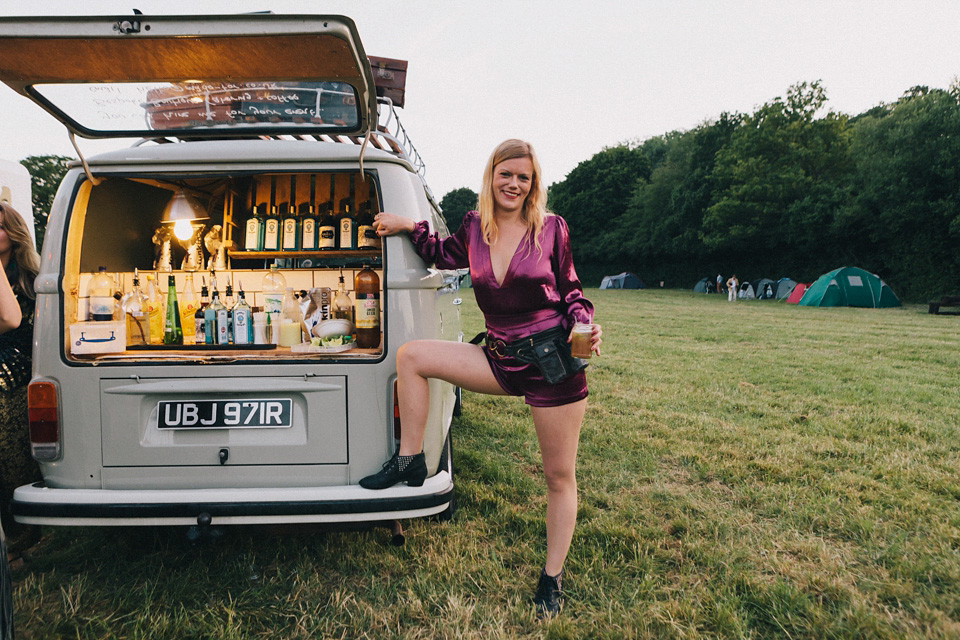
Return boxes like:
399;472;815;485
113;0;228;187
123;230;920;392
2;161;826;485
113;16;142;34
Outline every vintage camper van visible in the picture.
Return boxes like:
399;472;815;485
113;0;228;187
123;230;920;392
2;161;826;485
0;14;460;527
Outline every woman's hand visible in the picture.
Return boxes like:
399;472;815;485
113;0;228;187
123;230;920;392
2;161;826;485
588;323;603;356
375;212;416;237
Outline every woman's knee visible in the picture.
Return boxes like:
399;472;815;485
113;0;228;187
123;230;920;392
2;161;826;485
542;465;577;494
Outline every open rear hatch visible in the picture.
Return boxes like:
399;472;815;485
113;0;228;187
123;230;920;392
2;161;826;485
0;13;378;140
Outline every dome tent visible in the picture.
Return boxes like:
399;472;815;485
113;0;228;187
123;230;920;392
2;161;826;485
798;267;900;308
600;272;643;289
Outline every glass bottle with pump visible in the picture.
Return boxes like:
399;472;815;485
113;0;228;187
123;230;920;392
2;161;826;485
224;279;235;343
89;266;116;321
120;269;149;346
179;273;200;345
261;264;287;315
279;287;302;347
354;266;381;349
145;273;165;344
333;271;354;324
162;274;183;345
232;284;253;345
195;280;209;345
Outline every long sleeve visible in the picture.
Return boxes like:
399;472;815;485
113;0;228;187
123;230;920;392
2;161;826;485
408;212;473;270
551;215;594;327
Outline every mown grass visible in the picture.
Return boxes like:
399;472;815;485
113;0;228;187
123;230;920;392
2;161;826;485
11;289;960;639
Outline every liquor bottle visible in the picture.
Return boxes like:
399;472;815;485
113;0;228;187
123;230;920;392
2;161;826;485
120;268;149;346
356;201;381;250
205;287;228;345
332;271;354;324
88;266;116;321
300;174;318;251
179;273;200;345
279;287;302;347
243;179;264;251
162;274;183;345
195;280;209;345
354;265;381;349
281;175;300;251
317;202;336;250
224;279;235;343
232;284;254;345
338;197;356;250
145;273;165;344
263;176;281;251
261;264;287;315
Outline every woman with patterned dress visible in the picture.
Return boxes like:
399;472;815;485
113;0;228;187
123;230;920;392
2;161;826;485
361;139;602;617
0;202;41;560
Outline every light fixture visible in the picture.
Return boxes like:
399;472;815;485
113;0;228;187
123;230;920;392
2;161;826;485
161;188;209;241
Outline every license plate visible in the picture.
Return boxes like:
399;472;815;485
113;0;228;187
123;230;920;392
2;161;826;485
157;399;293;430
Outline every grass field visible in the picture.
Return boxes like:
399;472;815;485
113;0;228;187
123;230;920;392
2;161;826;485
10;289;960;639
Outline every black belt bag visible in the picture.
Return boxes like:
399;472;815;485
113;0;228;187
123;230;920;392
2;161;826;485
480;326;588;384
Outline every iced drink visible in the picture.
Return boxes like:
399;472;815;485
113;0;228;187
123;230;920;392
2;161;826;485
570;323;594;359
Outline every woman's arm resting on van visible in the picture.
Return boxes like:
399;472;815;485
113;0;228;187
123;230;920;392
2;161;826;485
374;212;416;237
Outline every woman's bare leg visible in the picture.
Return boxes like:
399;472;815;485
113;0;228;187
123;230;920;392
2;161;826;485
531;398;586;575
395;340;507;456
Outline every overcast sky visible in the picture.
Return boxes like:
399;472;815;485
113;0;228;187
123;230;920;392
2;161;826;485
1;1;958;199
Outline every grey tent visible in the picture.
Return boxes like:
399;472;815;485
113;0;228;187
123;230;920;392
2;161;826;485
775;278;798;299
738;282;756;299
600;272;643;289
753;278;776;299
693;277;712;293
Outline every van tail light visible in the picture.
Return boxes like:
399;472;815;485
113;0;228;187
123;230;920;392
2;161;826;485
393;380;402;444
28;380;61;461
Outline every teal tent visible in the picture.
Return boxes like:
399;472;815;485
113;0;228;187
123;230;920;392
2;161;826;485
798;267;900;308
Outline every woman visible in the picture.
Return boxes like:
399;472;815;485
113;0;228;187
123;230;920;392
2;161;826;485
0;202;41;556
362;139;602;617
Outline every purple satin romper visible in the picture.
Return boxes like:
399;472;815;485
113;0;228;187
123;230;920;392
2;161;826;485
410;211;593;407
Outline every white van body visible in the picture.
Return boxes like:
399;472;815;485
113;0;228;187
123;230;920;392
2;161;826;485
0;14;460;526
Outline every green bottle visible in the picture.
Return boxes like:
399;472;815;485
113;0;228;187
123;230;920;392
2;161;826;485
162;274;183;345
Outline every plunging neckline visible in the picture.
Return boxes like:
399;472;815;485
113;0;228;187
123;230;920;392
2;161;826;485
488;230;527;288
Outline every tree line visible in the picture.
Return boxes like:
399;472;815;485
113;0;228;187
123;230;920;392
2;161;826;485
546;81;960;302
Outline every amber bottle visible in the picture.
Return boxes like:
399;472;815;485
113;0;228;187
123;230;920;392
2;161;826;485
353;266;381;349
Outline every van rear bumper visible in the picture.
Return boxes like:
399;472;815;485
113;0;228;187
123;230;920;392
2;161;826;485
10;472;453;526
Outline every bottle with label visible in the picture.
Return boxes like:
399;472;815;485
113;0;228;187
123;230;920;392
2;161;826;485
194;280;209;345
120;269;149;346
317;202;336;250
88;266;116;321
145;273;165;344
279;287;302;347
244;179;264;251
354;266;381;349
205;287;227;345
261;264;287;315
224;279;235;343
263;176;281;251
281;175;300;251
162;274;183;345
232;284;254;345
179;273;200;345
356;201;381;250
338;197;355;250
332;271;354;324
300;174;318;251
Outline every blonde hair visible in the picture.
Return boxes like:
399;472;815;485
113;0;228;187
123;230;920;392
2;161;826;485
0;202;40;300
476;139;549;254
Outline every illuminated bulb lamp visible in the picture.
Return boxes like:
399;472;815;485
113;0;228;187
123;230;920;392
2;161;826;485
161;188;209;241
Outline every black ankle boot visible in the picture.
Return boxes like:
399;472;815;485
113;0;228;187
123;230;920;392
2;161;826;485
534;568;563;618
359;451;427;489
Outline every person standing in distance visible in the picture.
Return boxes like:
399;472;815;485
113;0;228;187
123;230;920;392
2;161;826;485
364;139;602;617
